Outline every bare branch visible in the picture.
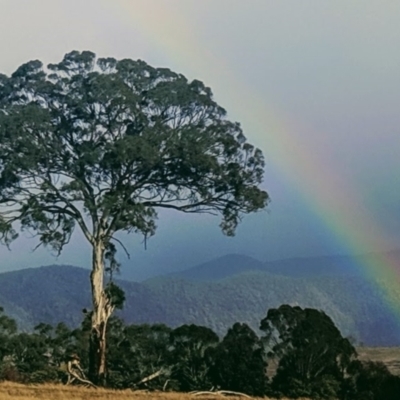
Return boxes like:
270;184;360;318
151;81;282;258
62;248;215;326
39;182;94;244
135;369;166;386
110;236;130;259
191;390;251;398
142;201;221;215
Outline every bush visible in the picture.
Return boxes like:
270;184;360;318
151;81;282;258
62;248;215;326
25;368;59;384
0;363;20;382
377;374;400;400
342;360;400;400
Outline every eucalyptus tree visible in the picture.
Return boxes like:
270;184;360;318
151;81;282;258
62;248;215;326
260;305;356;398
169;324;219;391
211;322;267;396
0;51;269;383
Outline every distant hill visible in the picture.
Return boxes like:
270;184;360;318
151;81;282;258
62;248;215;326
168;253;363;281
0;265;92;330
167;254;266;281
0;265;163;330
1;252;400;346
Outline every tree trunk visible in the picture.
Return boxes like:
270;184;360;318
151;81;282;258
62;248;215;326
88;241;111;385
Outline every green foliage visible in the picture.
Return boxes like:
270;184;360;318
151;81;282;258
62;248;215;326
168;324;219;391
0;307;17;338
210;322;267;396
0;311;88;384
106;318;172;389
343;360;400;400
104;282;125;310
0;50;268;254
261;304;356;399
0;304;398;397
0;306;17;362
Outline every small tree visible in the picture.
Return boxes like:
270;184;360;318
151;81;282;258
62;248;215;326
0;307;18;380
0;51;269;383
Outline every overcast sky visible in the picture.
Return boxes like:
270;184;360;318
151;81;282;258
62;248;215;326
0;1;399;280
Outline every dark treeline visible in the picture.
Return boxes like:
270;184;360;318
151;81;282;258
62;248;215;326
0;304;399;399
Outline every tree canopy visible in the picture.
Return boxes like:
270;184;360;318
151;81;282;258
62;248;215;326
260;304;356;398
211;322;267;396
0;50;268;251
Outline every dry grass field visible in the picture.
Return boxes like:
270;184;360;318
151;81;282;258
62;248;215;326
0;382;308;400
357;346;400;376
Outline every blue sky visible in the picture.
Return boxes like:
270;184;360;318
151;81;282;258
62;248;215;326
0;1;399;280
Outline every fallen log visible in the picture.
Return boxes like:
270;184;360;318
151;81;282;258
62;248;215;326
191;390;251;398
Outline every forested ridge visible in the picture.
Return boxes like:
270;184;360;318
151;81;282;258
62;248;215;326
1;262;400;346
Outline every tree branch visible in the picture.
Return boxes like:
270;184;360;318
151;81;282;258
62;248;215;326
142;201;220;215
110;236;130;259
39;179;94;244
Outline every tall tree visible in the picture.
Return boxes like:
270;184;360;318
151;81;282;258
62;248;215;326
0;51;269;383
210;322;267;396
260;305;356;398
169;324;219;391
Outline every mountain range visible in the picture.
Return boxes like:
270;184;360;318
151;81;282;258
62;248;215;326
1;251;400;346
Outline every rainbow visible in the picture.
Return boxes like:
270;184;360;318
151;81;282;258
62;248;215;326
112;1;400;318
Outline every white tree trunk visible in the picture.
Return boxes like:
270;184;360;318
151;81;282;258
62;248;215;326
89;240;112;384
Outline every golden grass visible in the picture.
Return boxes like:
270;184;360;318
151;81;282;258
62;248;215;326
357;347;400;376
0;382;309;400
